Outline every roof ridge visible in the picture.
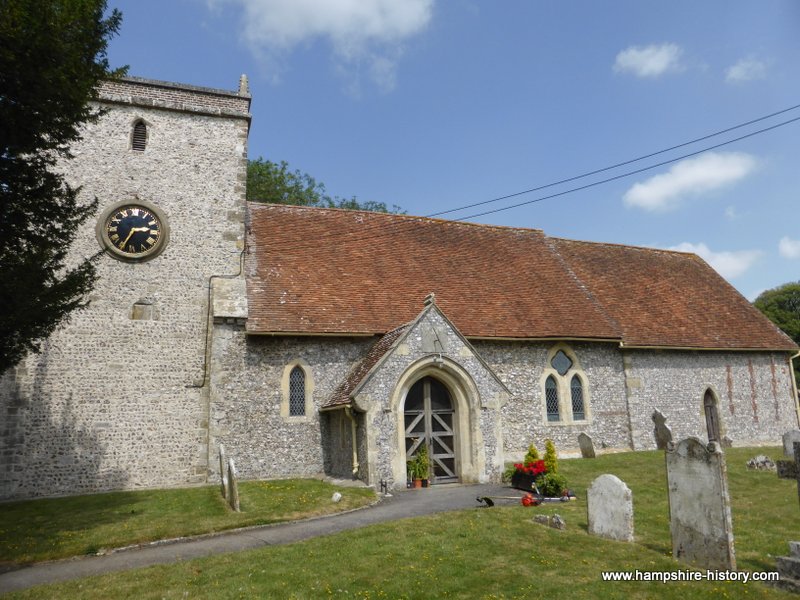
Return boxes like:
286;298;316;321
552;236;703;259
247;202;544;235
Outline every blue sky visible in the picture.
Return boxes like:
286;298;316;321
106;0;800;300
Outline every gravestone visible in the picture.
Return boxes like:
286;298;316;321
227;458;240;512
784;430;800;458
666;437;735;570
652;409;673;450
775;442;800;590
219;444;228;500
587;474;634;542
578;432;596;459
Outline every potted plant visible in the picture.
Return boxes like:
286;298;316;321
407;444;431;488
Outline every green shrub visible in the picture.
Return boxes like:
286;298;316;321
543;439;559;474
523;443;540;464
538;472;567;497
502;463;517;482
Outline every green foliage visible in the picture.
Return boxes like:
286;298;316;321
754;281;800;386
523;443;540;464
543;439;559;474
537;472;567;497
0;0;124;371
407;444;430;480
247;157;404;213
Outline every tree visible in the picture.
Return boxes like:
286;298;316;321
247;157;404;213
0;1;123;371
754;281;800;386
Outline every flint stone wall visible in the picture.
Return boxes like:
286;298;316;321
209;329;374;481
0;78;249;500
623;350;796;451
473;341;630;459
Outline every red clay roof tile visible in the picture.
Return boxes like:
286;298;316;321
245;203;797;351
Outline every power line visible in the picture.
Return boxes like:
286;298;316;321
457;114;800;221
427;102;800;218
253;105;800;253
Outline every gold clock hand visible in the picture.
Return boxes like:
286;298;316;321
120;229;136;248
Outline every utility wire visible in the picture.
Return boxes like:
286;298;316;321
251;105;800;253
457;114;800;221
427;102;800;218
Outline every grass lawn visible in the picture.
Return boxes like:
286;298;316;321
0;479;376;564
4;447;799;599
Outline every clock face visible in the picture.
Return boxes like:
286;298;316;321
97;202;169;261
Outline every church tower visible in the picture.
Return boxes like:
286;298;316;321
0;76;251;499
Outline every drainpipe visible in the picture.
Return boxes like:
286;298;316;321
344;406;359;477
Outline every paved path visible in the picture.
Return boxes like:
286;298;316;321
0;483;514;594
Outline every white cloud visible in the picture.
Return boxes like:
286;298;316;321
216;0;434;90
669;242;762;280
613;43;683;78
623;152;758;212
723;205;739;220
725;57;767;83
779;236;800;259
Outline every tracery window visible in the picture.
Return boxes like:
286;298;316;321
541;345;591;425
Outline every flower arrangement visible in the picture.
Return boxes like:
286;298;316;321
512;459;547;478
509;440;568;497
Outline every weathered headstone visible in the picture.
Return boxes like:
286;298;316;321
652;409;673;450
577;432;596;459
666;438;735;570
721;435;733;449
587;474;634;542
775;443;800;591
219;444;228;500
227;458;240;512
784;430;800;458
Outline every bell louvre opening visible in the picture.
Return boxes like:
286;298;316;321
132;120;147;151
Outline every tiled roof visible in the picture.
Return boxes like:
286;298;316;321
323;325;409;409
551;238;796;350
245;203;797;351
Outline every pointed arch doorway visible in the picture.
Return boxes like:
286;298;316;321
404;376;458;483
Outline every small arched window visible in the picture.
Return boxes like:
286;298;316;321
289;366;306;416
132;120;147;151
545;375;560;422
571;375;585;421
